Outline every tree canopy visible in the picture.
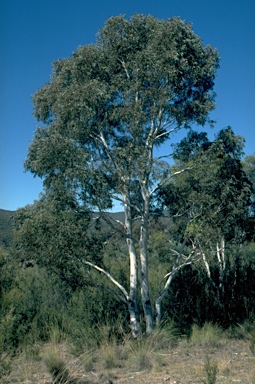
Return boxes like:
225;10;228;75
26;14;219;209
22;14;220;336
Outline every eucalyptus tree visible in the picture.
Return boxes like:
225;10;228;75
24;14;219;335
159;127;253;308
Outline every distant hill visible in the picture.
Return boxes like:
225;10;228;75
0;209;16;247
0;208;125;249
92;211;125;223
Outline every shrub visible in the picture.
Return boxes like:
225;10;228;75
0;262;69;348
187;323;225;348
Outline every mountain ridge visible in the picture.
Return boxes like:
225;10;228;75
0;208;125;248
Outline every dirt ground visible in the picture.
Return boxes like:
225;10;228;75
3;339;255;383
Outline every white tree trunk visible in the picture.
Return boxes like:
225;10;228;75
123;191;141;337
140;184;154;334
155;271;176;326
216;237;225;291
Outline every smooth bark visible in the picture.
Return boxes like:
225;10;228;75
123;191;141;337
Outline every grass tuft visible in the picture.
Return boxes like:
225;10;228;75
125;325;178;372
43;344;70;384
237;322;255;355
202;355;218;384
187;322;225;349
97;342;122;370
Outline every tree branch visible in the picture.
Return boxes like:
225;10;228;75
93;211;139;244
118;59;130;80
149;166;194;196
84;267;128;304
155;245;199;325
155;126;178;140
80;259;129;300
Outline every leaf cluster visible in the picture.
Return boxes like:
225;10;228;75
14;194;102;290
159;127;253;243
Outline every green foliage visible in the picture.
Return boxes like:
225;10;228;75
243;153;255;190
160;127;252;243
19;269;65;343
0;357;12;381
0;210;15;248
24;13;219;232
8;13;255;340
148;231;172;263
0;245;130;354
0;249;69;349
158;241;255;329
18;13;220;335
0;307;16;353
156;128;254;329
66;288;129;356
14;195;103;289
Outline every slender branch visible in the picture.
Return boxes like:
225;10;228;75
93;211;139;243
146;118;156;148
110;194;141;214
155;117;177;133
149;166;194;197
95;131;128;184
94;208;125;228
80;259;129;300
201;248;212;279
157;153;173;160
159;243;197;288
118;59;130;80
155;126;178;140
84;265;128;304
155;245;199;324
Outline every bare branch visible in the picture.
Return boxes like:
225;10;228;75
93;211;139;243
118;59;130;80
155;126;178;140
149;166;194;196
157;153;173;161
155;245;200;325
84;266;128;304
110;194;141;214
80;259;129;300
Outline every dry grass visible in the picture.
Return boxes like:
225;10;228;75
2;332;255;383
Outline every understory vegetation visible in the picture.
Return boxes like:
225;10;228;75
1;128;255;382
1;13;255;382
1;224;255;382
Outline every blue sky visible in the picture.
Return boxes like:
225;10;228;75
1;0;255;211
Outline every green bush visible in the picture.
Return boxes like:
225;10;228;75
188;323;225;348
0;259;69;349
